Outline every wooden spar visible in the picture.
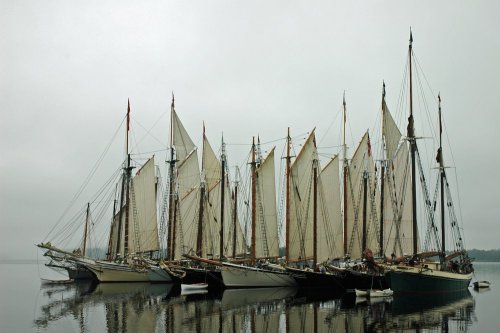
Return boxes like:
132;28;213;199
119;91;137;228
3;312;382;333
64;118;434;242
312;157;318;270
167;95;176;260
285;128;291;263
379;83;386;257
123;153;131;257
83;203;90;257
196;183;205;257
115;101;132;259
220;136;226;260
408;30;418;256
379;164;385;257
171;196;178;260
342;93;348;256
438;94;445;260
362;171;368;252
183;254;224;267
197;127;207;257
232;168;239;259
251;137;257;262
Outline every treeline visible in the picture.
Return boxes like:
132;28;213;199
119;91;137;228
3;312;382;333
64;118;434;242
468;249;500;262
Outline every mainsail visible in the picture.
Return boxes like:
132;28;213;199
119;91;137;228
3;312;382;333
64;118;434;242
288;130;317;262
254;147;279;258
346;132;378;259
317;155;342;262
381;101;415;257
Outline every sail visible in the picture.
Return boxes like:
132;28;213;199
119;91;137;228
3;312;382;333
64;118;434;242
127;157;160;254
172;110;195;162
317;155;342;262
202;136;222;258
382;99;401;161
174;149;200;260
346;132;378;259
108;212;121;259
384;142;415;257
255;147;279;258
288;130;316;262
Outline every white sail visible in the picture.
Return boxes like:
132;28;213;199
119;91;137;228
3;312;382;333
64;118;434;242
174;149;200;260
202;136;222;258
384;142;415;257
317;155;342;262
172;110;195;162
380;99;415;257
255;147;279;258
128;157;160;254
346;132;378;259
382;99;401;161
288;130;316;262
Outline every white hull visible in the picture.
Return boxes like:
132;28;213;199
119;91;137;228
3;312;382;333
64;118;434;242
83;260;172;283
181;283;208;291
221;263;297;288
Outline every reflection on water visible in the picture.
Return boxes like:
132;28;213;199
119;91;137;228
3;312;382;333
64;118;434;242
34;281;475;332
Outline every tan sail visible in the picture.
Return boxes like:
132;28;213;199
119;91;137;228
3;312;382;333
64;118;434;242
127;156;160;254
346;132;378;259
254;147;279;258
288;130;316;262
317;155;343;262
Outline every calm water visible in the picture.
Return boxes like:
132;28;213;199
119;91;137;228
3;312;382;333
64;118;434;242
1;261;499;332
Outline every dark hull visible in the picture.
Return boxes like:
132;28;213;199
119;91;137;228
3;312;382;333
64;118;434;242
181;267;225;290
67;265;95;280
387;269;472;293
286;267;345;296
342;269;389;291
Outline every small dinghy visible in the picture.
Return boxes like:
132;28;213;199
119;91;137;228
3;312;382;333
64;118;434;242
40;278;74;285
473;281;491;289
355;288;393;298
181;283;208;291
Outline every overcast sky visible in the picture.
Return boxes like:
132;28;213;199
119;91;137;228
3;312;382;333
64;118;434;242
1;1;499;260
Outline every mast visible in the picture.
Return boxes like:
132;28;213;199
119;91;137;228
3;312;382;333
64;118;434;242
220;135;226;260
438;94;445;259
115;100;132;259
285;128;291;264
232;167;239;258
196;125;206;257
251;137;257;262
379;83;386;257
312;155;318;270
83;203;90;257
407;30;418;256
342;93;348;256
362;171;368;252
167;94;177;260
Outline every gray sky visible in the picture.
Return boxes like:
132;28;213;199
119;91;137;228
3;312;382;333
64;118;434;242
1;1;499;260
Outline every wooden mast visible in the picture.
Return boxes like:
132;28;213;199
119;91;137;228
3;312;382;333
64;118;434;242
438;94;446;260
342;93;348;256
115;100;132;259
196;125;206;257
407;30;418;256
83;203;90;257
362;171;368;252
285;128;291;264
220;135;226;260
167;94;177;260
232;167;239;259
379;82;386;257
251;137;257;262
312;152;318;270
